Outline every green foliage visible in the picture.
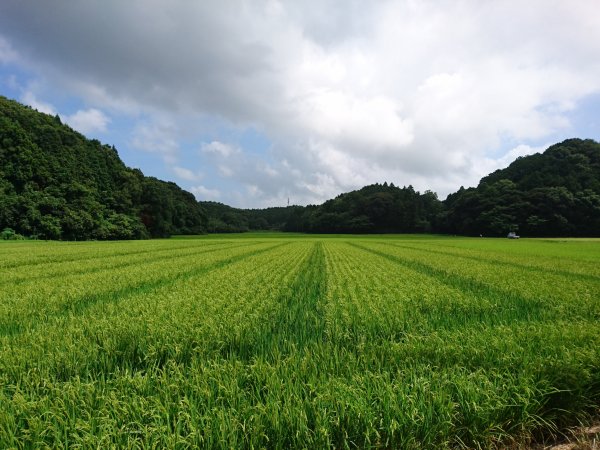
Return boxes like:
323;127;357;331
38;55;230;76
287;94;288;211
199;201;305;233
294;184;444;233
0;235;599;447
0;95;207;239
3;95;598;239
203;184;445;234
1;227;24;240
444;139;600;236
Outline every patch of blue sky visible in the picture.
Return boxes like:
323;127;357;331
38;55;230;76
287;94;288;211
565;92;600;141
491;93;600;161
0;66;27;99
177;120;274;177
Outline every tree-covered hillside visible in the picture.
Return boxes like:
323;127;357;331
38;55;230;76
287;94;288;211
2;95;598;239
284;183;444;233
200;201;304;233
443;139;600;236
207;139;600;237
0;95;206;239
201;184;444;234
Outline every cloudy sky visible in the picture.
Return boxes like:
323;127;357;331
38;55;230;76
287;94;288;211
1;1;599;207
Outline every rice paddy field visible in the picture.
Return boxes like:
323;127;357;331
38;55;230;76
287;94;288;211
1;234;599;449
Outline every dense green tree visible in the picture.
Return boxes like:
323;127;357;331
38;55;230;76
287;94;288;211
277;183;444;234
0;95;207;239
3;95;597;239
444;139;600;236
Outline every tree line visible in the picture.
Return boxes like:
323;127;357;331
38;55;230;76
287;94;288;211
1;95;599;239
201;139;600;237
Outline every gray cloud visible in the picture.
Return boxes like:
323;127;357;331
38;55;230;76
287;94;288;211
1;0;599;206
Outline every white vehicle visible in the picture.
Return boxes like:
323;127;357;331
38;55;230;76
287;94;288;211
507;231;520;239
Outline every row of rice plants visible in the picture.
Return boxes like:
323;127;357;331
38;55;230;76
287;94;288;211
385;238;600;279
0;239;314;447
0;236;598;448
343;239;600;442
1;239;232;283
0;239;190;269
0;239;274;336
359;240;600;322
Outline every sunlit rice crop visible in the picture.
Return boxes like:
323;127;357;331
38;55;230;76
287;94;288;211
0;235;599;448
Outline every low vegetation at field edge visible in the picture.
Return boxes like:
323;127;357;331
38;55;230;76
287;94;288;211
0;235;599;448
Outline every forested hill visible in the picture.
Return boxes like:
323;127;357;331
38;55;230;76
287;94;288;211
0;95;207;239
284;184;444;233
201;184;445;234
2;95;598;239
200;201;303;233
202;139;600;237
443;139;600;236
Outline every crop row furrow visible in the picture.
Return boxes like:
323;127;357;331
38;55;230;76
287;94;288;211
347;242;552;329
0;241;308;383
222;241;328;360
0;241;287;337
0;239;227;270
3;239;256;285
386;241;600;281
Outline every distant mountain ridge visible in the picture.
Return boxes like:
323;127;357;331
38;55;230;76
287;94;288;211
1;95;598;239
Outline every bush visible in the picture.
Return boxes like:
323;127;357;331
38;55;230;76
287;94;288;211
1;228;25;240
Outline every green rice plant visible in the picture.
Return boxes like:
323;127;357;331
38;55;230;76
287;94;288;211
0;235;598;448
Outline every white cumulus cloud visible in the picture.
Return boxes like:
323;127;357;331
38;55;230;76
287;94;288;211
172;166;202;182
130;121;179;164
201;141;240;158
190;185;221;201
64;108;110;135
21;91;55;115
